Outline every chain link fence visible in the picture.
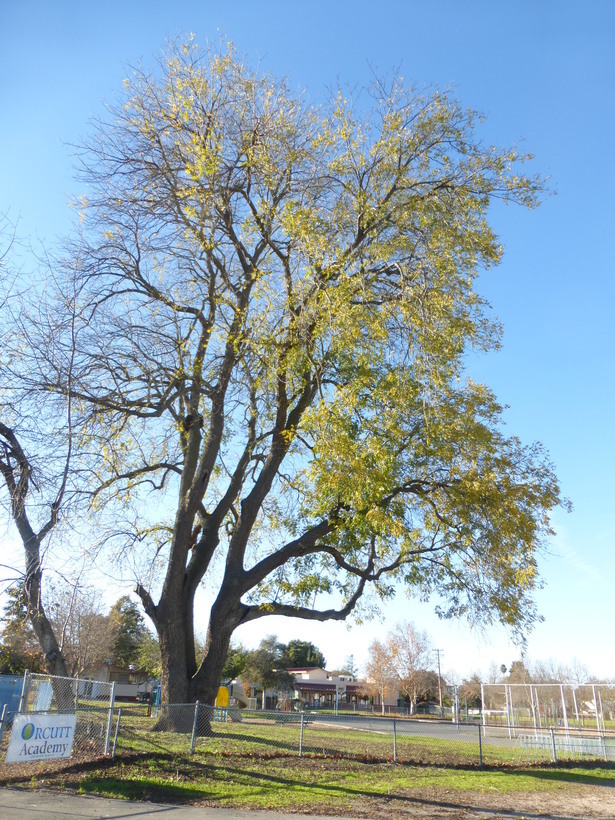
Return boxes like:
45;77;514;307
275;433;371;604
2;677;613;768
0;672;117;762
19;672;115;713
114;705;615;766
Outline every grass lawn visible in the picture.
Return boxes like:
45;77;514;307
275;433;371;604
69;753;615;812
1;713;613;817
0;745;613;817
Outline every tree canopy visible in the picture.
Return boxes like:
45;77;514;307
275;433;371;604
109;596;148;668
364;638;398;714
387;621;434;712
363;621;437;713
240;636;295;709
0;588;45;673
280;640;326;670
2;40;564;705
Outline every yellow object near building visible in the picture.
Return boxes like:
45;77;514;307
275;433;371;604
215;686;230;708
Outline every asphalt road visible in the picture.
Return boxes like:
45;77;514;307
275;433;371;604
309;714;516;747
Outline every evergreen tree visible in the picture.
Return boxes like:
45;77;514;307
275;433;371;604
109;596;147;667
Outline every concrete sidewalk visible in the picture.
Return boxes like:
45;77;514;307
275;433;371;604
0;788;357;820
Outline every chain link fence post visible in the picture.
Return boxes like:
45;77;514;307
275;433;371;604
299;712;304;757
478;720;483;768
104;682;116;756
111;707;122;759
17;669;29;713
0;704;6;746
190;701;200;754
393;718;397;762
550;727;558;762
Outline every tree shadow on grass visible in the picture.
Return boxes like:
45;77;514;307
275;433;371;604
201;729;302;755
84;758;611;820
119;725;306;757
518;761;615;789
1;749;614;819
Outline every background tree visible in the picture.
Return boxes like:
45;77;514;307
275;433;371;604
47;584;114;677
109;596;147;668
364;639;398;714
280;640;326;669
387;621;433;714
506;659;532;685
486;662;506;684
241;636;295;709
459;672;483;709
330;655;359;678
531;657;591;685
32;40;563;706
136;631;162;679
221;641;248;681
0;587;45;673
342;655;358;678
413;669;446;708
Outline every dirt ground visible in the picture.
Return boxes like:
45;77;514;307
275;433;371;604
323;787;615;819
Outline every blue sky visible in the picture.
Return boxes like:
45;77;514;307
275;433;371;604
1;1;614;681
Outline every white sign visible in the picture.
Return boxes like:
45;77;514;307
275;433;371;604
6;714;77;763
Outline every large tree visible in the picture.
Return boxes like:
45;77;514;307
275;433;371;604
34;41;563;705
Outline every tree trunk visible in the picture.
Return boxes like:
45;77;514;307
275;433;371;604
153;586;240;732
27;563;74;711
190;596;239;705
25;554;70;680
148;602;192;733
158;612;190;706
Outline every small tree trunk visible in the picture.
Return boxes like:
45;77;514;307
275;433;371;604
26;560;70;680
26;564;74;711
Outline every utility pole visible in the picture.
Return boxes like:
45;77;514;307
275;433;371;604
435;649;444;718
